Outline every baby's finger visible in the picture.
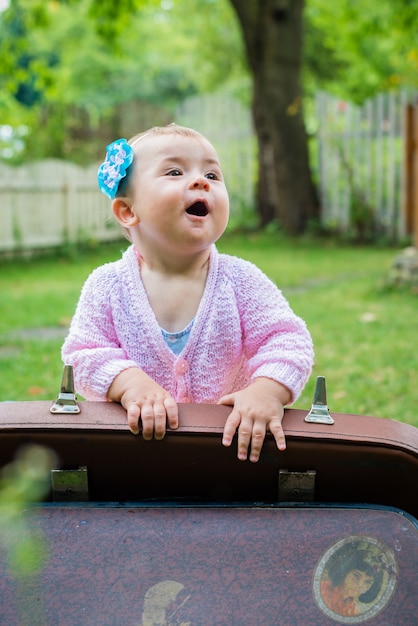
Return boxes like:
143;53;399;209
140;403;155;440
127;403;141;435
248;423;267;463
153;401;168;440
164;397;179;430
218;393;234;407
269;418;287;452
222;407;241;447
237;418;254;461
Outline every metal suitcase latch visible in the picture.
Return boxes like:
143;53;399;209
305;376;334;424
50;364;80;414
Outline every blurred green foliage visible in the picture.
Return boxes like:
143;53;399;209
0;444;55;577
1;0;418;163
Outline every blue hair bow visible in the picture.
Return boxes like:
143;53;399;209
97;138;134;199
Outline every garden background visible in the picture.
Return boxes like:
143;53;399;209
1;0;418;428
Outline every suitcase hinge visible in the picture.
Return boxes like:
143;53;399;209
278;469;316;502
50;467;89;501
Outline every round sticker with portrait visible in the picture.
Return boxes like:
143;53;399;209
312;535;397;623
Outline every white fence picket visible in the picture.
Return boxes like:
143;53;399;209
316;89;416;240
0;160;120;253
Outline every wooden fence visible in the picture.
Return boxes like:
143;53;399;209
0;160;120;253
315;90;418;242
0;94;255;254
1;90;417;254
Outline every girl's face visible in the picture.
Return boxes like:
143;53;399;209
125;133;229;260
341;569;374;600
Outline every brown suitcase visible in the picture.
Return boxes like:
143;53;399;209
0;377;417;625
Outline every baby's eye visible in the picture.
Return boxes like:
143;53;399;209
205;171;219;180
167;169;182;176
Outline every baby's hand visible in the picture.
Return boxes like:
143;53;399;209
219;377;291;463
108;367;178;439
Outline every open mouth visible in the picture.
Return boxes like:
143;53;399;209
186;201;208;217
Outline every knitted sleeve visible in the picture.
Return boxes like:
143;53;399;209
229;257;314;402
61;264;138;400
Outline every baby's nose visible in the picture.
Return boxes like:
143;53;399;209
189;175;210;190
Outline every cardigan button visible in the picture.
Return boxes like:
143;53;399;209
179;396;191;403
175;358;189;375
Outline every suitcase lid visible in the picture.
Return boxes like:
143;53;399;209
0;502;417;625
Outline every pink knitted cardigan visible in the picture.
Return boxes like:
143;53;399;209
62;245;314;403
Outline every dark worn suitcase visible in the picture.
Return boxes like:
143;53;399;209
0;502;416;625
0;376;417;625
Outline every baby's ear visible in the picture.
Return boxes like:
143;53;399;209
112;198;139;227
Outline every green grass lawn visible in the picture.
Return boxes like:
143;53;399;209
1;233;417;428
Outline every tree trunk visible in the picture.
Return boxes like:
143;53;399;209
229;0;319;233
